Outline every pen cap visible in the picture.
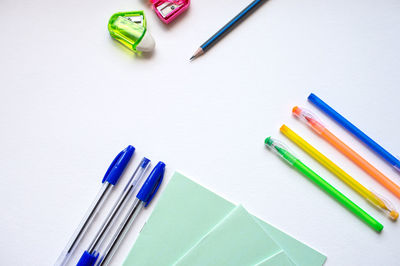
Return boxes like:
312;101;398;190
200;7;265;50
108;11;155;53
293;106;325;134
150;0;190;24
265;137;298;166
103;145;135;185
76;251;98;266
137;162;165;207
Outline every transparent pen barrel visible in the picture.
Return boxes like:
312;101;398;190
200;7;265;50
54;182;113;266
98;199;144;266
88;160;149;253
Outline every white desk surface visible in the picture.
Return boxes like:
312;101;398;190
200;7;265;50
1;0;399;265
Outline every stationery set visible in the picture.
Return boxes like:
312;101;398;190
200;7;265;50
53;0;400;264
56;92;399;265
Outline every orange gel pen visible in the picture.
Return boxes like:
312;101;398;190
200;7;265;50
293;106;400;199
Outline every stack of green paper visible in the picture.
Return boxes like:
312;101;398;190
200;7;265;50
123;172;326;266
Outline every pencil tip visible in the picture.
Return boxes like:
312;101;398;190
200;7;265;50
189;48;204;62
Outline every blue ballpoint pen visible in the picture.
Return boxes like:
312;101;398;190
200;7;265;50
308;93;400;173
54;145;134;266
76;158;151;266
96;162;165;266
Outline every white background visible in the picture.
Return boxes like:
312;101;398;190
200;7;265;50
0;0;399;265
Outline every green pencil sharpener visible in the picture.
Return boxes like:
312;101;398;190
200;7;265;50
108;11;155;53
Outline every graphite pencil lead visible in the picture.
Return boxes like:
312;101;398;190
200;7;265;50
190;48;204;61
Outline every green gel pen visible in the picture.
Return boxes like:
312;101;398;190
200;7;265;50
265;137;383;232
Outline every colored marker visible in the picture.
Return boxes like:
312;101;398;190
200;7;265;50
280;124;398;220
293;106;400;199
265;137;383;232
308;93;400;174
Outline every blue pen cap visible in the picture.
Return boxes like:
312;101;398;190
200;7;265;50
141;157;151;168
102;145;135;185
77;251;98;266
136;161;165;207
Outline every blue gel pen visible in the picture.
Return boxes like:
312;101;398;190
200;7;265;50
54;146;134;266
308;93;400;173
96;162;165;266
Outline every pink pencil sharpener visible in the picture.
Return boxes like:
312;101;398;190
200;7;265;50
150;0;190;24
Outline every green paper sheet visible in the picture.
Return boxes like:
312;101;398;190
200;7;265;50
123;172;326;266
254;217;325;266
174;205;282;266
256;250;295;266
123;172;234;266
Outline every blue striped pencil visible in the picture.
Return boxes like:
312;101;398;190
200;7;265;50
190;0;268;61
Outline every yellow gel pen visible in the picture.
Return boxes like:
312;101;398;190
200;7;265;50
280;125;398;221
